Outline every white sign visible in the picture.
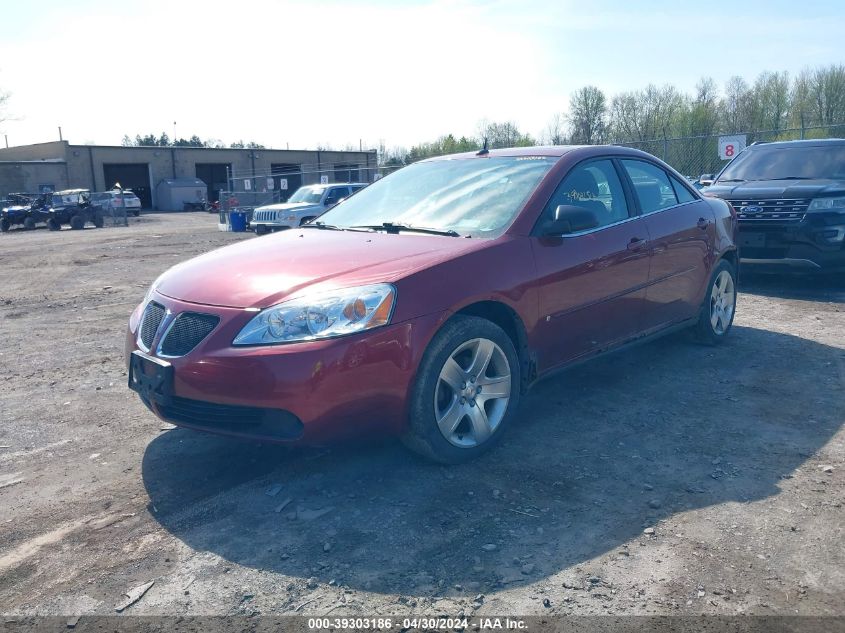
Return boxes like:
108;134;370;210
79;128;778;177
718;135;746;160
267;177;274;190
244;179;252;191
320;175;329;185
279;178;288;191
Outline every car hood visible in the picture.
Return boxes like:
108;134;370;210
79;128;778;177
155;229;483;309
255;202;320;212
706;179;845;199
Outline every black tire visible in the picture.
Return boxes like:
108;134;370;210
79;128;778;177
401;315;521;464
694;259;737;345
93;212;104;228
47;218;61;231
299;216;316;226
70;215;85;230
23;217;36;230
133;210;140;217
0;218;10;232
254;224;268;235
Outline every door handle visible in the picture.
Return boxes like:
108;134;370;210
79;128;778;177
627;236;649;251
697;217;710;230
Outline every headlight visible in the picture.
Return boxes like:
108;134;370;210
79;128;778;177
807;197;845;212
233;283;396;345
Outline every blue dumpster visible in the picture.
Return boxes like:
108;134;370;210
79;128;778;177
229;210;247;232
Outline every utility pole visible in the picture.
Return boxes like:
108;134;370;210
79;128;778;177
58;126;63;141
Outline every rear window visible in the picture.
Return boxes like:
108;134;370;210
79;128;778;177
718;144;845;181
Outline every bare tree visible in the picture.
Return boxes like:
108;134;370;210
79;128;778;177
752;71;791;131
721;76;754;133
0;88;10;128
568;86;607;144
809;63;845;126
543;113;566;145
610;84;683;142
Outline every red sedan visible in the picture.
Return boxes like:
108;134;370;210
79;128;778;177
127;145;737;463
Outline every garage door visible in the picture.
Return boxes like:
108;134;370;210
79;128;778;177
103;164;152;208
195;163;230;202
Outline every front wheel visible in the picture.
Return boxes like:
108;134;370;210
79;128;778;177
23;217;36;230
47;218;61;231
402;315;521;464
0;218;10;232
254;224;268;235
694;259;737;345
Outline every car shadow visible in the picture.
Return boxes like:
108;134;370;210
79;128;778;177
740;270;845;303
142;325;844;595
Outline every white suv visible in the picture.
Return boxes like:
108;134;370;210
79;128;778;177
250;183;366;234
90;190;142;216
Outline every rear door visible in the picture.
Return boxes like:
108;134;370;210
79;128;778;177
531;158;652;370
619;159;714;331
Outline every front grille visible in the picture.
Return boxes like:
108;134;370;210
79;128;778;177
254;210;277;222
159;312;219;356
139;302;166;350
158;396;304;440
729;198;809;223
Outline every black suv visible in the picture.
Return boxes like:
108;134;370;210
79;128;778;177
703;139;845;272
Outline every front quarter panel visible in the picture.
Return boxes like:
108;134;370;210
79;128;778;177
706;196;738;263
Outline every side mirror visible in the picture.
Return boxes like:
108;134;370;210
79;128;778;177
543;204;600;235
699;173;714;186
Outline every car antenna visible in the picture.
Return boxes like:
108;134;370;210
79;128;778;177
476;137;489;156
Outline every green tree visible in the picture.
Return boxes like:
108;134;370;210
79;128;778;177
568;86;607;144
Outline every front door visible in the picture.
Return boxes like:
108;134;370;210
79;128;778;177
531;159;652;371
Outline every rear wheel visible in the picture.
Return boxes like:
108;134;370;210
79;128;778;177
23;217;36;230
47;218;61;231
70;215;85;230
694;259;737;345
402;315;520;463
0;218;10;232
93;212;104;228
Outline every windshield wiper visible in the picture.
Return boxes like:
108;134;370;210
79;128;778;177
717;178;746;183
740;176;814;182
300;221;343;231
351;222;461;237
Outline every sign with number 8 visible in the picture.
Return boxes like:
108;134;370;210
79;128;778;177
719;135;746;160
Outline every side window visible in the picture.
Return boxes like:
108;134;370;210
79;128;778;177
621;160;678;213
542;159;629;229
669;174;696;204
324;187;348;205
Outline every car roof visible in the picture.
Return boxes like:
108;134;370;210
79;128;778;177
419;144;667;162
748;138;845;150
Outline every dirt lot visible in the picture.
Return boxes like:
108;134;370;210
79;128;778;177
0;213;843;618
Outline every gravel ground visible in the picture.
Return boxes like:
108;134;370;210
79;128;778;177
0;213;843;617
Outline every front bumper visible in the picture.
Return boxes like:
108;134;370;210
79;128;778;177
737;214;845;271
126;293;442;444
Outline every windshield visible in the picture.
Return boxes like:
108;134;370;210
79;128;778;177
718;144;845;182
288;186;325;204
319;156;555;237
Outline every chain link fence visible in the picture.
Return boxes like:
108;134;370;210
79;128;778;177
615;123;845;179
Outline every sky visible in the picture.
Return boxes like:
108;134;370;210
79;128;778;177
1;0;843;151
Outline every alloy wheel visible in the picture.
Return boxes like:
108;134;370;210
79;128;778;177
434;337;511;448
710;270;735;335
